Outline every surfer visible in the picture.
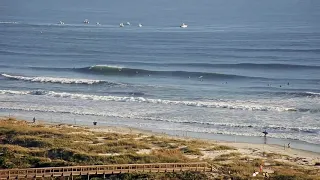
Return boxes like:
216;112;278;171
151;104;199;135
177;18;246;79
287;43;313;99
262;130;268;137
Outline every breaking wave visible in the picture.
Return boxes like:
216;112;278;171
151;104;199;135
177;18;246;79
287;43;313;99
1;73;120;85
8;65;320;81
1;89;319;113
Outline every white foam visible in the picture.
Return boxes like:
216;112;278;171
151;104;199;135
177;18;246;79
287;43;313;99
0;89;299;112
0;90;29;95
90;65;123;69
1;73;106;85
306;91;320;96
0;21;18;24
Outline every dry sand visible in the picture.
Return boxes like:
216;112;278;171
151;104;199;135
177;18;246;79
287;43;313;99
89;125;320;170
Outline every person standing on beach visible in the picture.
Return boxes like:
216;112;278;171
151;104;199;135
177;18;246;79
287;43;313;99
33;117;36;123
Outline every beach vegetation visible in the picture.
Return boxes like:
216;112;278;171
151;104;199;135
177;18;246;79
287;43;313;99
1;117;319;180
204;144;235;151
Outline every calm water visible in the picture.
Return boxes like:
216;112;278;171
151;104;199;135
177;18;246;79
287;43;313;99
0;0;320;145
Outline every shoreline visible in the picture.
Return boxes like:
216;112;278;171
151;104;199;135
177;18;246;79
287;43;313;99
2;112;320;154
91;124;320;155
80;123;320;168
67;122;320;154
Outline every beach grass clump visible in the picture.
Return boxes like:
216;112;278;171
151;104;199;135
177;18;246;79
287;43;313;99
221;159;263;178
262;152;285;159
9;135;53;148
205;144;235;151
151;149;189;163
142;135;207;149
271;162;320;180
180;146;203;155
213;152;241;162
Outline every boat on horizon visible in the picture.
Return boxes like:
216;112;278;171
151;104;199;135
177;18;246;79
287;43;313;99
83;19;89;24
120;23;124;27
180;23;188;28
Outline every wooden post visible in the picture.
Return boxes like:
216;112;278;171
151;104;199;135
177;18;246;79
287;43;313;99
87;173;90;180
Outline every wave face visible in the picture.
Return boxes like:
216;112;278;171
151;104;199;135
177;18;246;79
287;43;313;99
4;64;319;82
77;65;258;80
169;63;320;70
116;62;320;70
5;62;320;71
1;73;119;85
1;89;319;113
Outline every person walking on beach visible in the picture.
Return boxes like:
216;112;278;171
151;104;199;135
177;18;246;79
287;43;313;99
33;117;36;123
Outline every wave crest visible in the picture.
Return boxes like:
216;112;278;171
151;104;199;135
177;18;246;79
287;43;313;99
1;73;119;85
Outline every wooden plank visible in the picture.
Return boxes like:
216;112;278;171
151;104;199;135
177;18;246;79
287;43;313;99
0;162;212;179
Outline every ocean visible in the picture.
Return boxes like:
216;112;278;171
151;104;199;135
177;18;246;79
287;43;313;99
0;0;319;148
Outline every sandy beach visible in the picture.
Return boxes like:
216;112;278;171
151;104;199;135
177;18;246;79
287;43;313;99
90;124;320;170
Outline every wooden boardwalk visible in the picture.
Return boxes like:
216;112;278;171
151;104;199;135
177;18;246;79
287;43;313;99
0;162;215;179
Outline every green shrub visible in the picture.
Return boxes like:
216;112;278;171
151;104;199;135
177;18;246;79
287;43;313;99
180;146;203;155
273;175;298;180
205;145;235;151
10;135;52;148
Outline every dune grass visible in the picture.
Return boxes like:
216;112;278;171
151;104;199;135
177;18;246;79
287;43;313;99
1;117;319;180
0;118;200;169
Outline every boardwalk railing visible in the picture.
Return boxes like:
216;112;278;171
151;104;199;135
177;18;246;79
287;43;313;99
0;162;216;179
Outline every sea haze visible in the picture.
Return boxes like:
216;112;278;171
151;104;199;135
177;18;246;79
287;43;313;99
0;0;319;145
